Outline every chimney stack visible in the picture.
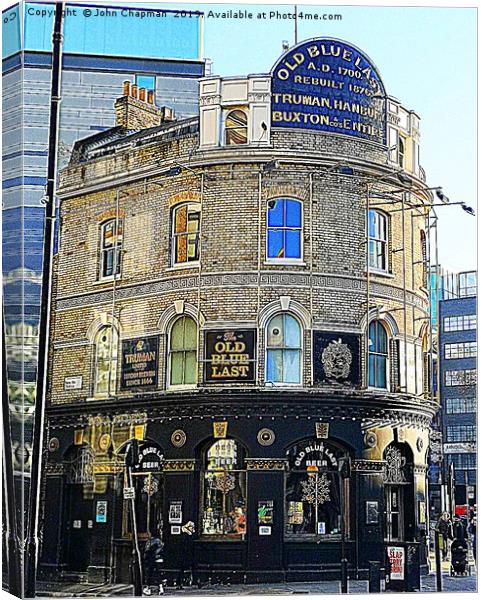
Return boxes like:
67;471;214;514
115;82;175;130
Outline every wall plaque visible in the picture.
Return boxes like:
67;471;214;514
313;331;361;386
120;336;159;390
204;330;256;383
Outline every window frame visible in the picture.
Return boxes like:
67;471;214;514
443;315;477;332
368;209;389;274
444;369;477;387
446;425;476;443
223;108;248;146
170;202;201;267
398;135;406;169
92;325;119;398
367;320;390;390
266;198;304;264
99;218;123;281
444;342;477;360
167;315;198;390
265;312;303;387
445;397;476;414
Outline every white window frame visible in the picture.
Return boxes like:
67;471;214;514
265;198;304;265
166;315;198;391
368;209;389;274
265;312;303;387
171;202;201;267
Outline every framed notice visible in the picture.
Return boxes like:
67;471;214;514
204;330;256;383
169;501;183;524
366;501;379;525
96;501;107;523
258;501;274;524
120;336;159;390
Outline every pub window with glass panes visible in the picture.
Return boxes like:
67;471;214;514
285;440;350;538
368;320;389;389
93;325;118;396
100;219;123;279
201;439;247;539
168;316;197;387
171;203;200;265
224;109;248;145
368;210;388;272
267;198;302;260
266;313;302;385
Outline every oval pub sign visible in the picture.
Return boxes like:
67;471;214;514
271;38;386;144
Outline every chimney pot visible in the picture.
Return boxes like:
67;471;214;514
131;84;138;99
139;87;146;102
147;90;155;104
123;80;131;96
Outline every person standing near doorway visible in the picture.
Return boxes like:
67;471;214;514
436;512;453;560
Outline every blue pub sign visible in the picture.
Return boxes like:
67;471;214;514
271;38;387;144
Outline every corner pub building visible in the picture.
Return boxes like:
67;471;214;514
39;38;436;586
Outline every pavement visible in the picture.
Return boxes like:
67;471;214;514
36;566;478;598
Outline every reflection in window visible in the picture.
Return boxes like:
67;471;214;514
100;219;123;279
224;109;248;145
266;313;302;384
169;316;197;386
94;326;119;396
202;440;247;538
398;136;405;168
368;210;388;271
368;321;388;389
172;203;200;265
267;198;302;260
458;271;477;297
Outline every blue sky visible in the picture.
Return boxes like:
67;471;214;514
69;1;479;272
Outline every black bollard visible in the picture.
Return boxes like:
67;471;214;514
435;533;443;592
341;558;348;593
368;561;381;593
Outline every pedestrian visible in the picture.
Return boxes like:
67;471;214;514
143;533;164;596
453;515;467;543
436;512;453;560
468;517;477;561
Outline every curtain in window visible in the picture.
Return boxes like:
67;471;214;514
224;110;248;145
368;210;387;271
202;440;247;538
368;321;388;388
94;326;118;395
267;199;302;259
266;314;302;384
169;316;197;386
173;204;200;264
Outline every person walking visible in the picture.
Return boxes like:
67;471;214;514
436;512;453;560
143;534;164;596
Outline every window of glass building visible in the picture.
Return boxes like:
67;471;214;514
201;439;247;539
446;454;477;469
267;198;302;260
172;203;200;265
444;342;477;360
445;369;477;387
443;315;477;332
446;397;477;414
224;109;248;145
169;316;197;387
100;219;123;279
368;321;388;389
458;271;477;297
266;313;302;385
368;210;388;272
94;326;118;396
446;425;476;442
285;440;349;538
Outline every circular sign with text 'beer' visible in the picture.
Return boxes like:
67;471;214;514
271;38;386;144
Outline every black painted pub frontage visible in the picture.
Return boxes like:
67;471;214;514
39;395;430;585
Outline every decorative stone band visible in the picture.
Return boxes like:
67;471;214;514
245;458;288;471
45;463;65;475
92;461;123;475
351;459;386;473
162;459;196;472
412;463;428;476
55;271;427;313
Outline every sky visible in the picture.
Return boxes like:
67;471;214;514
22;0;480;272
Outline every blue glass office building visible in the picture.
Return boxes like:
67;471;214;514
2;0;205;500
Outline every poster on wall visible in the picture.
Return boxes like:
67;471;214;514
258;501;274;524
120;336;159;389
387;546;405;580
204;330;256;382
169;501;183;524
96;501;107;523
313;332;361;386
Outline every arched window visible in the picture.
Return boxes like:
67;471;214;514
171;203;200;265
368;321;389;389
266;313;302;385
368;209;388;272
201;439;247;538
398;136;405;168
267;198;302;260
168;316;197;387
224;109;248;145
100;219;123;279
94;325;119;396
285;439;351;538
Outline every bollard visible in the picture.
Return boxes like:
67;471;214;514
341;558;348;593
368;561;381;593
435;533;443;592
